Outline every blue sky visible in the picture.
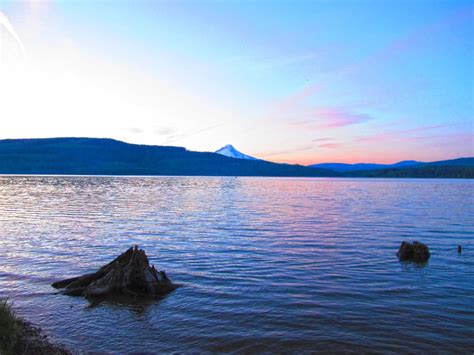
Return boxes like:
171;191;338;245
1;0;472;163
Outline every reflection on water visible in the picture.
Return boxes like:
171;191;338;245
0;176;473;352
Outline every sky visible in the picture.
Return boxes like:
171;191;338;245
0;0;473;164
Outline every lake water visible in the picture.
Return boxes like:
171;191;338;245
0;176;473;353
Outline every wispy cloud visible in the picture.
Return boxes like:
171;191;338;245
268;83;322;121
162;123;224;145
259;145;314;158
357;122;473;143
263;4;473;134
250;44;341;73
327;4;474;81
399;123;468;135
289;107;373;129
313;108;373;128
126;127;144;134
356;133;391;143
153;126;176;136
251;52;321;72
318;143;341;149
370;4;473;67
0;11;26;58
313;137;333;142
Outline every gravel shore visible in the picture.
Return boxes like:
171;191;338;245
0;299;70;355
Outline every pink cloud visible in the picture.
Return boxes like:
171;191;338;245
268;83;322;121
313;137;333;142
357;133;393;143
259;145;314;158
287;107;372;129
318;143;341;149
313;108;372;128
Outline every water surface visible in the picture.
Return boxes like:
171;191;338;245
0;176;473;353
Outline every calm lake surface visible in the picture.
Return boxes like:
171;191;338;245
0;176;473;353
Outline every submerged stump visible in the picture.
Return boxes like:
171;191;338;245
52;246;177;298
397;241;430;263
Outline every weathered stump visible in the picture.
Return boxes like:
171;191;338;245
397;241;430;262
52;246;177;298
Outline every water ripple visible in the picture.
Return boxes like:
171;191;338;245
0;176;473;353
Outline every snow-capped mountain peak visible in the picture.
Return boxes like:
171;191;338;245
215;144;257;160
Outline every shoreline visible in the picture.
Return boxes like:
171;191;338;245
0;299;70;355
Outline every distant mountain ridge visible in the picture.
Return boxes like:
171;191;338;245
310;157;474;178
0;138;334;177
345;158;474;179
0;138;471;178
309;160;421;172
215;145;257;160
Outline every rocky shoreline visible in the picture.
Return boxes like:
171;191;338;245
0;299;69;355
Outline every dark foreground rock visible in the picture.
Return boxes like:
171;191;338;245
397;241;430;262
52;246;177;298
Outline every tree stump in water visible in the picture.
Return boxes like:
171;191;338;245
52;246;177;298
397;241;430;263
